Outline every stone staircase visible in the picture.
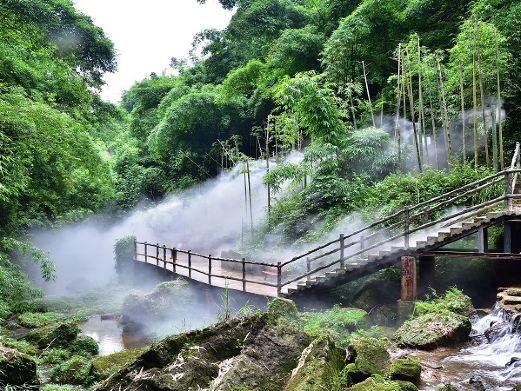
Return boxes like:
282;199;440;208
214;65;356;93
283;210;513;296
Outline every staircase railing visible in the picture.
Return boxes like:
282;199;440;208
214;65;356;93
278;144;521;292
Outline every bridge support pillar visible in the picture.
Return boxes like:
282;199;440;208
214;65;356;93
400;256;417;302
418;256;435;295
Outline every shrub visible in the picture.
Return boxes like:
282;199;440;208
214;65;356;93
17;312;63;328
49;355;93;385
70;336;99;357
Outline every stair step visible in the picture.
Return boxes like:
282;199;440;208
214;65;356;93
287;287;298;295
486;212;503;220
391;246;405;252
450;227;463;235
462;221;477;229
426;236;438;244
415;241;427;248
379;250;391;257
297;282;308;289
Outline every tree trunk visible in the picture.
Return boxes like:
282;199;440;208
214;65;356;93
406;49;423;172
473;56;479;168
459;61;466;163
476;21;490;166
436;59;452;165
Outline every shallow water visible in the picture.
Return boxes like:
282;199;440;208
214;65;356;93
80;316;149;356
414;306;521;390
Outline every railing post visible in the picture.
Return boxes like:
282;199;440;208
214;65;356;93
306;257;311;281
144;242;148;263
505;170;513;211
172;248;177;274
339;234;345;268
188;250;192;278
404;209;410;249
277;262;282;296
360;235;365;251
133;238;137;261
242;258;246;292
163;245;166;269
208;255;212;285
156;244;159;266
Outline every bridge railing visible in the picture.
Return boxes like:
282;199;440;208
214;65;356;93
278;144;521;291
134;241;282;294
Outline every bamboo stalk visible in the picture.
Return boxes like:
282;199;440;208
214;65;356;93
266;116;271;219
496;30;504;170
395;44;402;162
473;55;479;168
429;98;440;169
362;61;376;127
436;59;452;164
476;21;490;167
417;37;428;165
246;159;253;234
405;48;423;172
459;60;466;162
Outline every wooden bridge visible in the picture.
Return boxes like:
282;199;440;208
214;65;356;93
133;144;521;300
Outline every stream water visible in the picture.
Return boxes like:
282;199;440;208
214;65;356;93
414;305;521;390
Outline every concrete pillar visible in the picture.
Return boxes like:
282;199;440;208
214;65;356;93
504;220;521;253
418;256;435;295
477;227;488;253
400;256;417;302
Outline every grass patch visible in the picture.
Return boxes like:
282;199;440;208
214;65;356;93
17;312;64;328
294;306;367;347
91;347;147;380
0;335;38;355
414;288;473;317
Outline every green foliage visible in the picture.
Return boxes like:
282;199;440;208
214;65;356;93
17;312;63;328
414;288;473;317
49;355;93;386
295;306;367;347
38;348;70;365
90;347;147;381
70;335;99;357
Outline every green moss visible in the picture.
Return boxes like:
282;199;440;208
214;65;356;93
49;355;93;385
267;298;298;324
41;385;76;391
25;321;80;349
389;358;421;385
0;345;39;387
38;348;70;365
349;375;402;391
0;336;38;355
414;288;473;317
396;380;418;391
17;311;63;328
349;337;390;377
394;310;471;350
70;335;99;357
285;336;346;391
296;306;367;347
90;347;147;381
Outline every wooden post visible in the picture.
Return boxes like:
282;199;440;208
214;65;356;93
400;256;417;302
306;257;311;281
188;250;192;278
172;248;177;274
339;234;345;268
133;238;137;262
156;244;159;267
504;221;512;253
208;255;212;285
277;262;282;296
144;242;148;263
505;170;513;211
242;258;246;292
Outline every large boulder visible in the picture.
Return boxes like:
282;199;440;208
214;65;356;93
284;336;345;391
25;321;80;349
0;345;39;387
345;337;390;383
349;375;402;391
389;357;421;385
268;298;298;323
394;310;471;350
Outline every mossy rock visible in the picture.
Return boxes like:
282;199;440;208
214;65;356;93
347;337;390;379
0;344;39;387
38;348;70;365
41;385;76;391
393;310;471;350
436;385;459;391
349;375;402;391
284;335;346;390
49;355;93;385
70;335;99;357
25;321;80;349
90;347;147;381
389;357;421;385
268;298;298;323
395;380;418;391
